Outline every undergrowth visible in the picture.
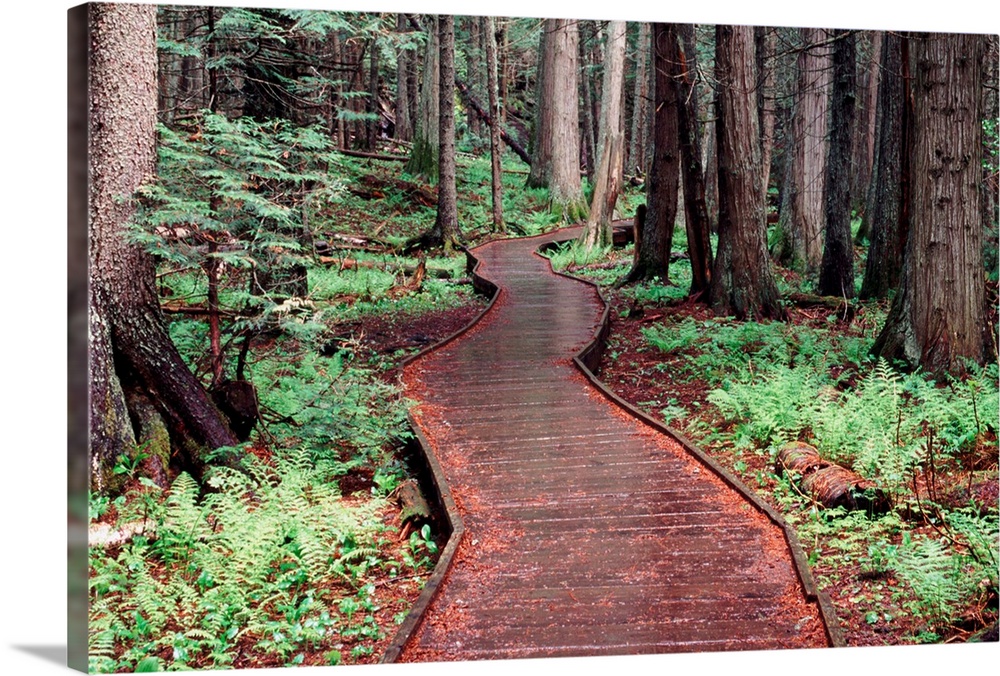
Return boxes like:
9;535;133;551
640;309;999;642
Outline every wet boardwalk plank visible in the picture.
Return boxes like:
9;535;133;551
396;228;833;662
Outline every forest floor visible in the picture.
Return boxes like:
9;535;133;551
563;246;998;649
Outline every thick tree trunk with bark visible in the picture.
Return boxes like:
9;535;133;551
710;25;785;320
407;15;440;180
89;3;237;493
527;24;552;187
851;32;882;224
755;27;776;199
395;14;413;142
485;16;505;232
675;23;713;296
775;28;831;272
627;22;651;178
622;23;679;283
581;20;627;249
872;32;987;377
529;19;587;221
818;30;857;298
860;33;909;300
431;16;460;250
466;17;482;137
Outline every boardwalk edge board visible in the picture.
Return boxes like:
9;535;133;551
381;227;844;662
379;247;498;663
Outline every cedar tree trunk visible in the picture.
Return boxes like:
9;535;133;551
710;25;785;320
89;2;237;493
818;30;858;298
872;32;987;377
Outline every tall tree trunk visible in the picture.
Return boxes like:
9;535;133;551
529;19;587;221
675;23;713;296
627;22;651;177
622;23;679;283
527;22;552;187
333;32;347;148
872;32;986;377
364;36;379;151
710;25;785;321
407;15;440;180
775;28;831;272
859;32;909;300
581;20;627;249
89;2;237;493
432;15;460;250
755;26;776;199
579;31;597;180
851;31;882;226
818;30;858;298
395;14;413;142
466;16;481;138
485;15;505;232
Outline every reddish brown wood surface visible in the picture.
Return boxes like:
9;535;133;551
397;228;833;661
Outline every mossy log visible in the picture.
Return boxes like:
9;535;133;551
776;442;890;514
392;480;432;539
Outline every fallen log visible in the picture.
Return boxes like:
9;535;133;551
317;256;454;279
775;441;890;514
391;479;432;539
337;148;409;162
786;292;856;321
454;80;532;166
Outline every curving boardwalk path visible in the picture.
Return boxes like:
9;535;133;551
393;228;835;662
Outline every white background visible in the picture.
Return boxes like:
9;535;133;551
2;1;997;675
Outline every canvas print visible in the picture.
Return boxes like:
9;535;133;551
70;1;999;672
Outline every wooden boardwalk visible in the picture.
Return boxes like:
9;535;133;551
391;228;836;662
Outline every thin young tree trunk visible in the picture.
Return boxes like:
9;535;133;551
872;32;987;377
365;36;379;150
485;15;505;232
710;25;785;320
818;30;857;299
581;20;627;249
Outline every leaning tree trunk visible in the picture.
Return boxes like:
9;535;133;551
89;2;237;493
872;32;987;377
859;32;909;300
818;30;858;299
581;20;627;250
621;23;679;283
710;25;785;321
